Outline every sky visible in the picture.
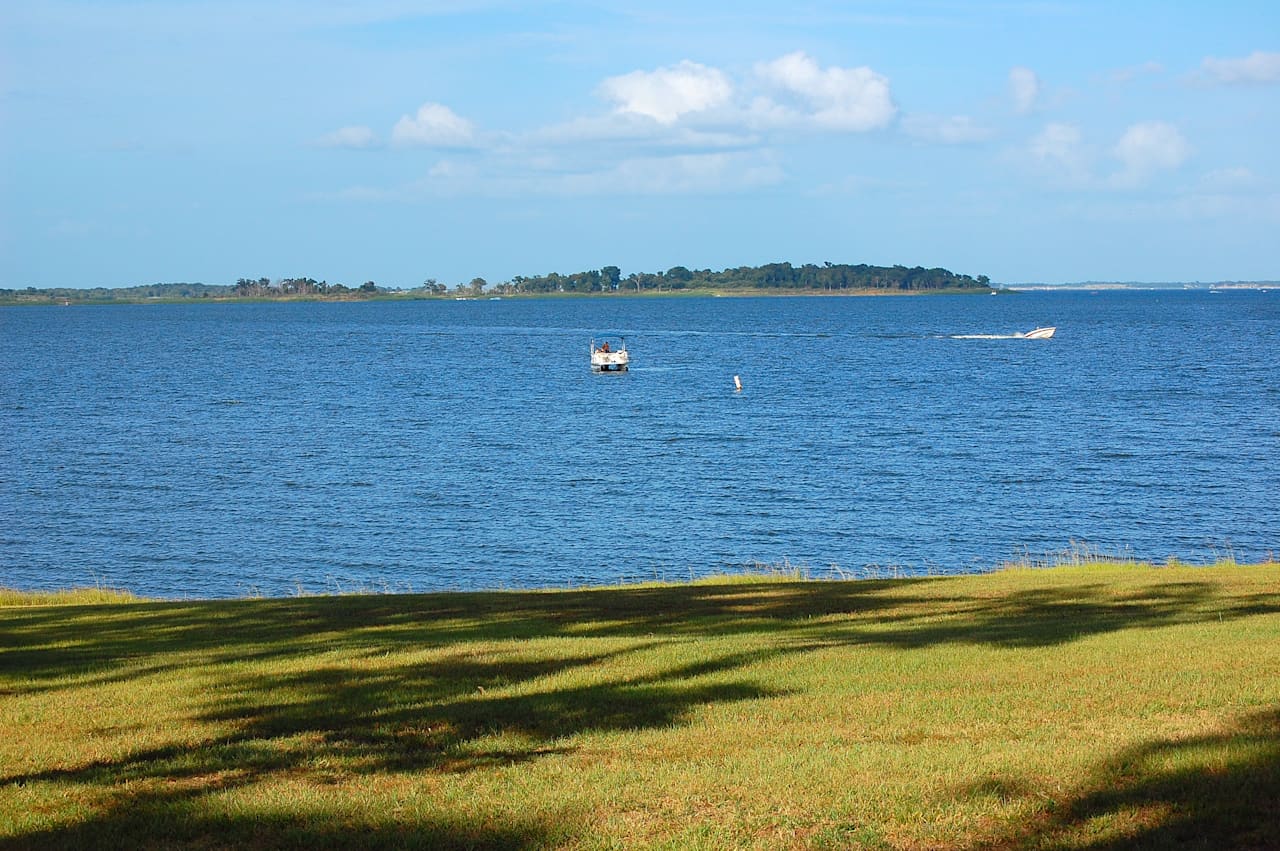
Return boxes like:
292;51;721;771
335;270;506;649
2;1;1278;288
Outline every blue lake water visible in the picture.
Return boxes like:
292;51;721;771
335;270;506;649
2;291;1277;598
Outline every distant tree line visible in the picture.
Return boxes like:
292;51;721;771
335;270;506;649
0;282;235;303
1;262;991;305
482;262;989;295
1;279;384;304
231;277;380;297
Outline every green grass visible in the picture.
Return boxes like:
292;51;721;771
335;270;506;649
2;563;1278;849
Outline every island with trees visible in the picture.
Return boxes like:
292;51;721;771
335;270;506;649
0;262;993;305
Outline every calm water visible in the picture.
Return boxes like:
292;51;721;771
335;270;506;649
2;292;1277;598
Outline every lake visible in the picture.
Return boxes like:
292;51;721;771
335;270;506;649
2;291;1277;598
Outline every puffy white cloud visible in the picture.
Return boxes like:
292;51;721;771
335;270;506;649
901;114;993;144
1008;66;1040;113
1112;121;1190;175
391;102;476;147
755;51;895;131
597;61;732;125
1201;50;1280;84
318;125;376;149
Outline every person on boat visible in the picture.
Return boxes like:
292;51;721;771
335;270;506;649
600;341;610;353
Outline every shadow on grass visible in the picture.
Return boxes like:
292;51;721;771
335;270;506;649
6;574;1277;684
0;801;566;850
3;571;1279;848
969;707;1280;850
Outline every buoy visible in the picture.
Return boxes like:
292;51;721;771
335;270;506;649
733;375;742;392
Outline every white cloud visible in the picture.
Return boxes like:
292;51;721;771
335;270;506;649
329;150;784;200
1107;61;1165;84
1019;123;1090;188
427;159;474;180
1198;167;1260;193
317;125;376;149
1112;121;1190;178
1201;50;1280;84
1008;66;1040;113
391;102;476;147
901;114;993;144
523;112;753;149
809;174;922;196
1030;122;1084;168
754;51;895;131
597;61;732;125
1025;121;1192;189
554;151;784;195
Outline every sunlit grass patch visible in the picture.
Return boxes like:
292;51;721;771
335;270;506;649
0;586;142;607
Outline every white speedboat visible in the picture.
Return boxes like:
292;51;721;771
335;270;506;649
1020;326;1056;339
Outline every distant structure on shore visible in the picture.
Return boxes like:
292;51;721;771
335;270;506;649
1005;281;1277;291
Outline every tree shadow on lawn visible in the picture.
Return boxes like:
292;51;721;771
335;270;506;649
967;706;1280;850
6;573;1277;685
4;574;1278;848
0;791;566;851
3;643;780;849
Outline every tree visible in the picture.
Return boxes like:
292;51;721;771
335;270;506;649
601;265;621;291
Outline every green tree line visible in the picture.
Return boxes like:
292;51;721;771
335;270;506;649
485;262;989;295
0;279;384;304
2;262;991;304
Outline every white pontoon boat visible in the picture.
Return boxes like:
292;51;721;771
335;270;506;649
590;339;629;372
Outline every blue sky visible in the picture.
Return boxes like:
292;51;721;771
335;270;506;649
3;1;1277;288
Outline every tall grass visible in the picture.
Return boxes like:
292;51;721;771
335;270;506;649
0;586;141;607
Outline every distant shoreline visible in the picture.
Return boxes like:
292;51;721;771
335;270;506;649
5;282;1277;308
0;287;1001;307
1007;282;1276;291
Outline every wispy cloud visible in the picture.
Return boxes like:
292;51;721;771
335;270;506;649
1008;66;1040;113
325;150;784;200
1105;61;1165;85
1200;50;1280;84
1028;122;1088;180
520;113;755;149
1111;121;1191;186
901;113;993;144
1024;120;1191;189
551;150;785;195
316;125;378;149
1197;166;1262;193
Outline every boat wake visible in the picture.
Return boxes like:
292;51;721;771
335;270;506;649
947;334;1025;340
950;326;1056;340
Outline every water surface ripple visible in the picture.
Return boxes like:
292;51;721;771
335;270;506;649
2;292;1276;597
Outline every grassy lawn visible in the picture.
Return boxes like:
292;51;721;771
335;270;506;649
2;563;1277;849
